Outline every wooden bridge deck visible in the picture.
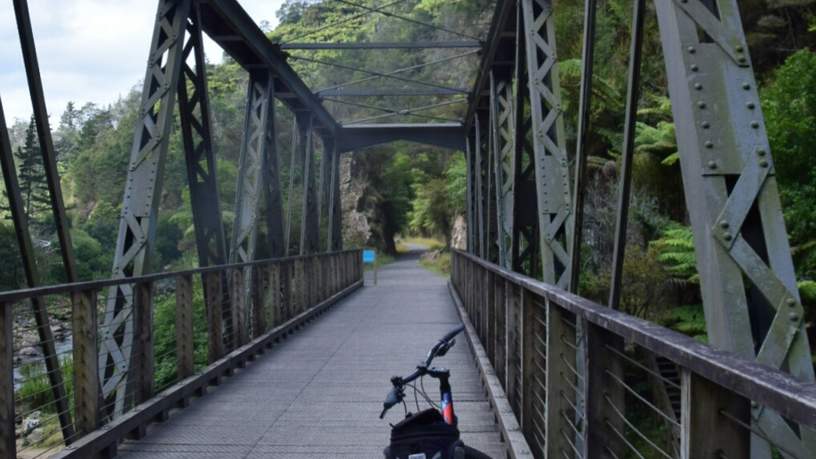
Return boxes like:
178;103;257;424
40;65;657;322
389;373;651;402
117;250;506;458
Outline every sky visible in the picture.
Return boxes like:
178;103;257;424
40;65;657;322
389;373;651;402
0;0;286;124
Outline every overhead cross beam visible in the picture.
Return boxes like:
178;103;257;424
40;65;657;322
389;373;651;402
198;1;338;132
317;88;467;97
281;41;481;50
336;123;466;152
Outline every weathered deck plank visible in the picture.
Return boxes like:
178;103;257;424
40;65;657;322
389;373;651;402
118;251;506;458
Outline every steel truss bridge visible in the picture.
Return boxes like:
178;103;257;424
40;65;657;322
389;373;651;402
0;0;815;458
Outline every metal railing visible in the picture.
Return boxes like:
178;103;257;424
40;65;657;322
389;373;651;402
0;250;363;458
451;250;816;459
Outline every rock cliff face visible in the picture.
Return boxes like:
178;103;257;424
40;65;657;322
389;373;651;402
451;215;467;250
340;154;372;248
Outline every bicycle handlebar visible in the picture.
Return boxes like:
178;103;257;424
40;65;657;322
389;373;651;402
380;324;466;418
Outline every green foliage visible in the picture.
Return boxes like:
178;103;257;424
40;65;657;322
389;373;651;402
444;154;467;216
16;358;74;415
799;280;816;305
419;250;451;276
650;224;698;284
762;49;816;278
15;117;50;223
0;222;23;289
659;304;707;342
153;279;210;388
70;228;109;280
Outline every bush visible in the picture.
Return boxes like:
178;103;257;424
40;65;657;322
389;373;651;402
16;358;74;415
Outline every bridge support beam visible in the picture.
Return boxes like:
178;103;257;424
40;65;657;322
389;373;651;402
490;71;516;269
177;3;232;358
299;115;320;255
231;70;274;343
520;0;572;289
655;0;815;455
465;137;476;254
101;0;192;417
327;143;343;251
472;117;486;259
262;99;286;258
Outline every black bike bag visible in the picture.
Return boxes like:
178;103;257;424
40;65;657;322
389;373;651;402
386;409;462;459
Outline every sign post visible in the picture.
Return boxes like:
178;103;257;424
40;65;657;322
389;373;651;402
362;249;377;285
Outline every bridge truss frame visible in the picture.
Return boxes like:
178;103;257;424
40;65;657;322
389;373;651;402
464;0;816;457
0;0;814;457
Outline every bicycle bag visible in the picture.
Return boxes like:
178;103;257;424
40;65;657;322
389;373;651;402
385;409;463;459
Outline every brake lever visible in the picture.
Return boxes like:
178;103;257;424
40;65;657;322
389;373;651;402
380;383;404;418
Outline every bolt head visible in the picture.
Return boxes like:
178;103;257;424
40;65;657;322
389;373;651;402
789;312;799;322
759;160;769;168
723;232;733;241
705;141;714;149
688;46;696;54
708;160;718;169
701;121;711;129
698;101;707;109
742;82;751;90
757;149;767;157
719;221;729;229
786;298;796;307
694;83;703;90
751;121;760;129
746;102;756;110
690;64;699;72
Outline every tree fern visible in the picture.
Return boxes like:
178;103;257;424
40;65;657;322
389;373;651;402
650;225;698;283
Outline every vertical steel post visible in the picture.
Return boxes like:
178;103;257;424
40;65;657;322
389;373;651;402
176;4;231;355
300;117;320;255
485;112;496;263
0;96;74;440
11;1;78;439
263;98;286;258
283;120;299;255
178;3;227;270
654;0;815;453
568;0;598;293
317;135;334;250
327;145;343;251
100;0;191;417
608;0;646;311
490;71;516;269
13;0;78;283
511;9;538;277
465;137;475;254
230;70;273;343
520;0;573;288
473;118;485;259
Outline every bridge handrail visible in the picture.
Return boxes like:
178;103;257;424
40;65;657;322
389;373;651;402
0;249;360;304
1;249;363;458
451;249;816;457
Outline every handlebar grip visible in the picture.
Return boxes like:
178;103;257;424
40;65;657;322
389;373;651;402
440;324;465;344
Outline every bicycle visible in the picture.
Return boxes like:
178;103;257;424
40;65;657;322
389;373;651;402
379;324;492;459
